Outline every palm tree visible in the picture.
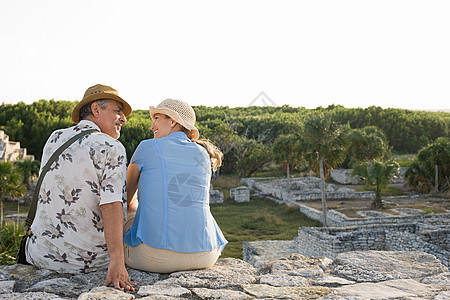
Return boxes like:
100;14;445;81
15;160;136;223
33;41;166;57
0;162;26;227
298;112;350;227
368;160;399;208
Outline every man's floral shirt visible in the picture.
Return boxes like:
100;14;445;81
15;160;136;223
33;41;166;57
26;120;127;274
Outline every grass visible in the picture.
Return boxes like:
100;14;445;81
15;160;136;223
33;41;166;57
353;185;404;196
211;198;321;259
0;221;26;265
211;177;321;259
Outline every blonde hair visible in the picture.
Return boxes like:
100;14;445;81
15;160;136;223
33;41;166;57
182;127;223;171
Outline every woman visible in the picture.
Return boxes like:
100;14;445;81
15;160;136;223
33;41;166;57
123;99;227;273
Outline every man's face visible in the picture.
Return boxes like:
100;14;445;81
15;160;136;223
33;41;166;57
95;100;126;139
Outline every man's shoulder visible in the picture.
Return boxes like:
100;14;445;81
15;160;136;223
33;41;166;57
88;133;125;151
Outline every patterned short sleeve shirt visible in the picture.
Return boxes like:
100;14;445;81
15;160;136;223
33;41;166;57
26;120;127;274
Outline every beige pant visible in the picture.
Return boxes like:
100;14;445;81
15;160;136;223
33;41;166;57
123;212;220;273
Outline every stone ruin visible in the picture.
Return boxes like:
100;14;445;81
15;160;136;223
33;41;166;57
241;176;449;270
242;177;375;202
210;185;251;204
0;130;34;162
330;168;408;185
294;204;450;267
330;169;361;184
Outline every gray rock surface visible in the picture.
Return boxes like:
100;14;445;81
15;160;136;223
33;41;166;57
0;251;448;299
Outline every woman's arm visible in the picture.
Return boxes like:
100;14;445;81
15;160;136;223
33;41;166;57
127;163;140;214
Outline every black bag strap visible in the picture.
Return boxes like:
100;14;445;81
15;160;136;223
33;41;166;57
24;128;99;231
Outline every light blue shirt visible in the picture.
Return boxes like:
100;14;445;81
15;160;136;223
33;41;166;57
123;132;227;253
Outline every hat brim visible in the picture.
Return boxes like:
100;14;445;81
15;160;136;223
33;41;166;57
149;106;199;139
71;93;132;124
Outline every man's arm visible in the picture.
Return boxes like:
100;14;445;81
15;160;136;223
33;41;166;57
101;201;135;291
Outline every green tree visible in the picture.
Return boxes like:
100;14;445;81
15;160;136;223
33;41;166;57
299;112;350;227
405;137;450;193
0;162;26;227
199;120;242;176
14;159;40;188
348;126;389;165
273;134;301;189
119;116;153;158
234;136;272;177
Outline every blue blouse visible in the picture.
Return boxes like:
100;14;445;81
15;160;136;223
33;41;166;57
123;132;227;253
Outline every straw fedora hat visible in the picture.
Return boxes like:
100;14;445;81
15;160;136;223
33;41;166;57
71;84;132;123
149;99;199;140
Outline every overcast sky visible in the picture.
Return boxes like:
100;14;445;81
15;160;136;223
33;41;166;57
1;0;449;111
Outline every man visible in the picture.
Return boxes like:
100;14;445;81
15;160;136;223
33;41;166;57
26;84;135;291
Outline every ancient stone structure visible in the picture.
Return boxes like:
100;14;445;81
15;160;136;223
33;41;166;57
330;169;361;184
1;251;448;299
294;204;450;268
242;176;449;271
244;203;449;270
230;186;250;202
242;177;374;202
330;168;407;185
0;130;33;162
209;184;224;204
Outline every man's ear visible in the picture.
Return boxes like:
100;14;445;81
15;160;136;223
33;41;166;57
91;102;100;118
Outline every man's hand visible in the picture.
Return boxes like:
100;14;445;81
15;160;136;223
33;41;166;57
104;258;135;291
101;201;136;291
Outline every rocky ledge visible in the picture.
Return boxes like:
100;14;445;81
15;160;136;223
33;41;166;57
0;251;448;300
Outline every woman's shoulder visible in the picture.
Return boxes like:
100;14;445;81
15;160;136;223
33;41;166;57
137;138;157;146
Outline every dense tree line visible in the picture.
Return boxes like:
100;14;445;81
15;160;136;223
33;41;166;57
1;101;448;176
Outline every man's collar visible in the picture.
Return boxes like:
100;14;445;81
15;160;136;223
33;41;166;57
77;120;102;132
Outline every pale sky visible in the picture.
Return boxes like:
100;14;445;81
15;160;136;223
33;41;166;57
1;0;449;111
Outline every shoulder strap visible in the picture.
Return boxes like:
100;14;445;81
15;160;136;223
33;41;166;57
24;128;99;230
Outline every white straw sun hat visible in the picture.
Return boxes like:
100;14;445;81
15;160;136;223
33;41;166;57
149;99;199;140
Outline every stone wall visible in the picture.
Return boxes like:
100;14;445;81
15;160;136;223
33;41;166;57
298;204;450;227
296;223;450;267
330;169;361;184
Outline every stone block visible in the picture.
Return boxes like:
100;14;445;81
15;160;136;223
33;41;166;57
209;188;224;204
230;186;250;202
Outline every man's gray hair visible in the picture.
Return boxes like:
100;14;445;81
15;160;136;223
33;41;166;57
79;99;110;121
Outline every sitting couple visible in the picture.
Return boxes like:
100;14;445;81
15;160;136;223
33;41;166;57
24;84;227;291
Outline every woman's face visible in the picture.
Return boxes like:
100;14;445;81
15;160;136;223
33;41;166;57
150;113;174;138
